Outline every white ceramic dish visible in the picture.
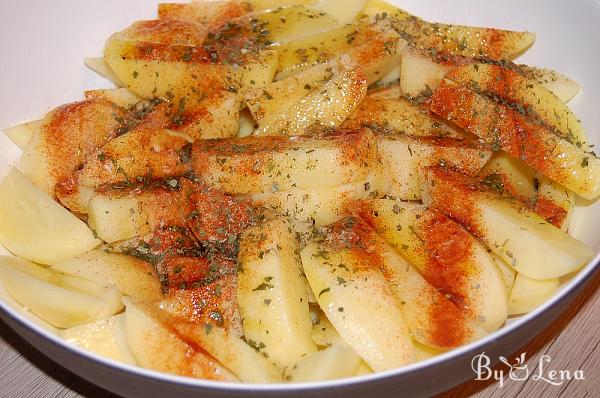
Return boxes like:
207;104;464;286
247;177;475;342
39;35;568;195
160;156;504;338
0;1;599;396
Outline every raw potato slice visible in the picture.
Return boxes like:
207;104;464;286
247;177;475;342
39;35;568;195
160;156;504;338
310;0;366;24
158;1;252;29
0;168;99;265
342;96;464;139
356;199;507;334
78;129;193;190
170;320;281;383
534;177;574;230
3;119;41;150
508;274;559;315
430;79;600;200
84;88;143;109
492;255;516;296
250;55;367;137
420;167;594;280
104;18;277;105
274;23;368;80
87;187;182;243
248;0;317;10
311;310;345;347
373;232;489;348
237;218;316;369
248;168;390;227
248;6;340;45
343;31;404;85
520;66;580;103
192;128;377;194
21;99;125;195
390;15;534;60
84;57;125;87
0;256;122;328
399;47;581;102
123;300;237;381
288;344;362;382
52;251;162;303
376;134;491;200
301;241;415;371
478;151;537;205
446;63;587;147
60;314;137;365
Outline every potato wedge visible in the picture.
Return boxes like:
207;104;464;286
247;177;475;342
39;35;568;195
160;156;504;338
288;344;363;382
356;199;507;334
534;177;574;230
0;256;122;328
311;0;366;24
60;314;137;364
430;79;600;199
492;254;516;296
249;55;367;136
301;240;415;371
237;218;316;369
84;57;125;87
87;186;182;243
446;63;587;148
376;134;491;200
192;128;377;194
478;151;537;205
158;274;243;337
158;1;252;29
508;273;559;315
420;167;594;279
3;119;41;150
21;99;124;195
84;88;143;109
311;309;346;347
249;168;389;227
0;169;99;265
104;19;277;105
52;250;162;303
399;47;580;102
170;319;281;382
342;96;464;139
124;299;237;380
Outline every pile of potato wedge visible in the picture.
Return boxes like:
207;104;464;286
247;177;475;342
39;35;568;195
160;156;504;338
0;0;598;384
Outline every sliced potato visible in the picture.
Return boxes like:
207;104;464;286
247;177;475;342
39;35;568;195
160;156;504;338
301;241;415;371
248;0;317;10
21;99;124;195
508;273;559;315
249;168;389;227
446;63;587;148
399;46;449;98
311;309;346;347
170;320;281;383
478;151;537;205
288;344;362;382
492;254;516;296
420;167;594;279
192;128;377;194
250;55;367;137
84;57;125;87
356;199;507;334
0;168;99;265
431;79;600;199
342;96;464;139
3;119;41;150
237;218;316;369
158;1;252;29
0;256;122;328
519;66;580;103
60;314;137;364
376;134;490;200
84;88;143;109
87;187;182;243
534;177;574;230
124;299;236;380
52;250;162;303
310;0;366;24
77;129;192;190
